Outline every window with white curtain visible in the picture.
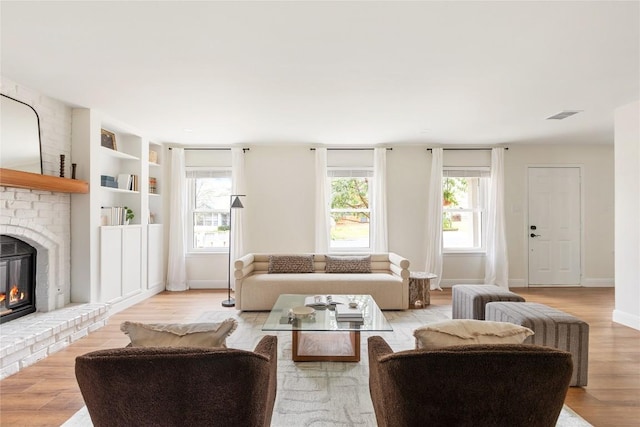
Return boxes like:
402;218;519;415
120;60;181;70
328;168;373;250
186;168;232;252
442;167;489;252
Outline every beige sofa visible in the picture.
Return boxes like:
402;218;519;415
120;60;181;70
233;253;410;311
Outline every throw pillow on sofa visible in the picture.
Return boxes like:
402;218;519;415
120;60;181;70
325;255;372;273
268;255;315;273
413;319;534;350
121;319;238;348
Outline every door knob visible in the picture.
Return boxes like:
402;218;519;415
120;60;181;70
530;233;540;238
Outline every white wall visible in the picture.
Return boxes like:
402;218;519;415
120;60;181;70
614;100;640;330
244;146;316;253
504;145;615;287
186;144;615;289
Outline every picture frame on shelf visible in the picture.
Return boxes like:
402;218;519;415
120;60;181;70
101;129;117;150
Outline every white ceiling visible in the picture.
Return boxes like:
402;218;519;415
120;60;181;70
1;1;638;147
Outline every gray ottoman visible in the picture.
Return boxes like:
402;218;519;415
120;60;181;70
485;302;589;387
452;284;525;320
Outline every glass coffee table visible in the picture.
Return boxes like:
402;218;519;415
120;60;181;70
262;294;392;362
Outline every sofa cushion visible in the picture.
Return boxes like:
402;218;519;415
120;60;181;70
268;255;314;273
413;319;534;350
121;319;238;348
325;255;371;273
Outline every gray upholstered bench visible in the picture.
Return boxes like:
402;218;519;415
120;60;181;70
452;284;525;320
485;302;589;387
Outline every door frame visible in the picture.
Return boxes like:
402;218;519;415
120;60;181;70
525;164;585;287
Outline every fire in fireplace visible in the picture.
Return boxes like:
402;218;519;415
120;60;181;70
1;235;37;323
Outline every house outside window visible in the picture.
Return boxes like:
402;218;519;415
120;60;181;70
329;168;373;250
186;168;232;252
442;167;489;252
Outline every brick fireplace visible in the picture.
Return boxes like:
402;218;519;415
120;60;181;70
0;236;37;323
0;78;109;379
0;220;65;315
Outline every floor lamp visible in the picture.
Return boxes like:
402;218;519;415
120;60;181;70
222;194;245;307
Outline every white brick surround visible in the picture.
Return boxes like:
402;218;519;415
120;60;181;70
0;219;64;312
0;304;108;380
1;77;110;378
2;77;73;310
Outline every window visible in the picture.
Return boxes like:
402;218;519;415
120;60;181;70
186;168;232;252
442;168;489;252
329;168;373;250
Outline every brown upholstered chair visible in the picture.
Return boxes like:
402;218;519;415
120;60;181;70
75;335;277;427
368;336;573;427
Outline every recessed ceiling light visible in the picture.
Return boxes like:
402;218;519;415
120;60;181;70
546;110;582;120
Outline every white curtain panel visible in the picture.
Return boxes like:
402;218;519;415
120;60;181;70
484;147;509;288
166;148;188;291
231;147;246;290
315;148;331;253
372;147;389;252
425;148;443;290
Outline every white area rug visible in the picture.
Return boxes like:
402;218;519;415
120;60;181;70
63;306;592;427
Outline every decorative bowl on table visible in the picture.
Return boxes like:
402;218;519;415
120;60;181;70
291;306;315;319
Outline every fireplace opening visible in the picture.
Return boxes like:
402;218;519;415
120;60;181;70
1;236;37;323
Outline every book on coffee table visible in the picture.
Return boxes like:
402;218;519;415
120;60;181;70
335;304;364;321
304;295;346;309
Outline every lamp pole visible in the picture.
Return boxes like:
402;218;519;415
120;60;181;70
222;194;245;307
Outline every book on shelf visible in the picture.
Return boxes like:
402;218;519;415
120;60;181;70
100;206;131;226
117;174;139;191
149;177;157;194
117;174;132;190
304;295;347;309
101;175;117;188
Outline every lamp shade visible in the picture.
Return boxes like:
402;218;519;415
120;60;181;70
231;196;244;209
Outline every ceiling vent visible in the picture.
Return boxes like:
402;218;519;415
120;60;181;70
546;110;582;120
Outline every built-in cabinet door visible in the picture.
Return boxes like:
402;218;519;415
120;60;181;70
100;227;123;302
147;224;164;289
122;226;142;296
100;225;142;303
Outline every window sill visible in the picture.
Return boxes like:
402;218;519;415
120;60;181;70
187;251;228;257
328;248;372;254
443;251;486;257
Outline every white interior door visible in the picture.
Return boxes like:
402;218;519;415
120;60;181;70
528;167;581;285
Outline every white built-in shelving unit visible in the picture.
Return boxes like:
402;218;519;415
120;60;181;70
70;109;165;312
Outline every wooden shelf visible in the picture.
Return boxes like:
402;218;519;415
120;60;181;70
0;168;89;193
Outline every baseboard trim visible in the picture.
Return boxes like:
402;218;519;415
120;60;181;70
439;278;615;288
508;279;526;288
613;309;640;331
582;278;615;287
188;279;227;289
439;279;527;288
108;285;165;316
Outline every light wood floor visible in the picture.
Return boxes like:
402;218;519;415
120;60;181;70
0;288;638;426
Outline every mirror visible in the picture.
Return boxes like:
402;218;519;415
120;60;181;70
1;94;43;174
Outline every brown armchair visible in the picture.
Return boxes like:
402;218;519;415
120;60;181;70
75;335;277;427
368;336;572;427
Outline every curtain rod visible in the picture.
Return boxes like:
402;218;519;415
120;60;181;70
427;147;508;152
169;147;250;152
309;148;393;151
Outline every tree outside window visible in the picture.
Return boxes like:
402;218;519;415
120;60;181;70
330;176;371;249
442;175;487;251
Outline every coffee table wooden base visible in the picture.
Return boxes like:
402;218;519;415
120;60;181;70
292;330;360;362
